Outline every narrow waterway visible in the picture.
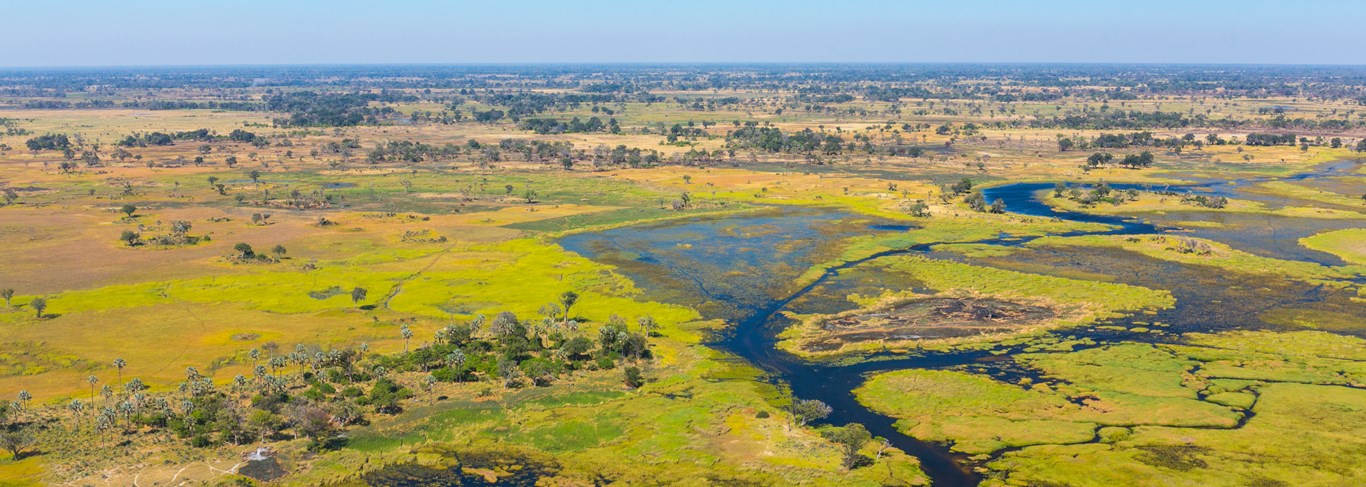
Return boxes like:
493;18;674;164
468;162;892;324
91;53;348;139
560;161;1363;486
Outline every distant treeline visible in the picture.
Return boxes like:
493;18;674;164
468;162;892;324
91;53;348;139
114;128;265;148
6;64;1366;101
266;91;407;127
519;116;619;134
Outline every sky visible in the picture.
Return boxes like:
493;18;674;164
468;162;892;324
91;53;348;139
4;0;1365;67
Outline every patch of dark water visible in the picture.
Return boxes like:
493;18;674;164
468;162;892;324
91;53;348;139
982;163;1364;265
238;447;288;482
559;160;1362;487
361;452;554;487
561;207;910;323
972;244;1363;337
868;223;917;231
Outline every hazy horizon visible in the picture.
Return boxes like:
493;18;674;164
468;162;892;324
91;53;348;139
7;0;1366;68
8;61;1366;71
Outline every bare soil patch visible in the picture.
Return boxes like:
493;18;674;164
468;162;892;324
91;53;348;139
802;297;1056;352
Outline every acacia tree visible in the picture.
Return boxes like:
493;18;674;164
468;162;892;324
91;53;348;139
0;426;35;460
119;204;137;218
350;287;367;307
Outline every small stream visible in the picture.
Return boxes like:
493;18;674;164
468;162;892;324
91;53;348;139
559;160;1363;486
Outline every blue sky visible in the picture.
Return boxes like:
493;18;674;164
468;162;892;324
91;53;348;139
4;0;1364;66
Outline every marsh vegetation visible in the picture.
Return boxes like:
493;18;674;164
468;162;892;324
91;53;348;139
0;64;1362;486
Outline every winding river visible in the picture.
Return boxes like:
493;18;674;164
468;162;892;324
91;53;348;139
560;161;1364;486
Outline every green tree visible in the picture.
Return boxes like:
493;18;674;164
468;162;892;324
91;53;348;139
950;178;973;194
559;291;579;322
905;200;930;217
351;287;367;307
67;400;83;430
788;398;832;427
520;358;557;386
1;289;13;308
119;204;137;218
120;229;140;246
822;423;873;469
30;297;46;318
964;191;987;212
233;243;255;259
624;366;645;389
289;403;337;450
0;426;36;460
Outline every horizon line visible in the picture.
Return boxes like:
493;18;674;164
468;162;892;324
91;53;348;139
6;61;1366;71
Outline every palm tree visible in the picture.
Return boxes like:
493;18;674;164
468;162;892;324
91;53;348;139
96;413;113;446
400;325;413;352
16;391;31;411
68;400;84;431
559;291;579;323
87;375;99;407
113;357;126;385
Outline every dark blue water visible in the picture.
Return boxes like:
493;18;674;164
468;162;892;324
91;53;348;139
981;168;1364;266
560;161;1363;486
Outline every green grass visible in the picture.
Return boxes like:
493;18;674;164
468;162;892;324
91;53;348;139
1300;228;1366;265
858;330;1366;486
1030;234;1361;284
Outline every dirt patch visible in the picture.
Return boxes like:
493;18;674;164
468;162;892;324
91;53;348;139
802;297;1057;351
